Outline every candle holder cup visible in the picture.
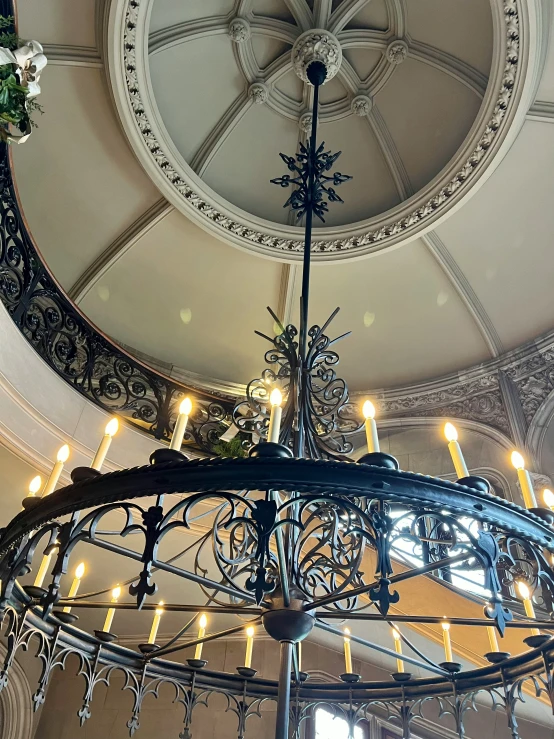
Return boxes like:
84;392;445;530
53;610;79;625
23;585;48;600
248;442;293;459
455;476;490;493
139;643;160;655
21;496;41;511
187;659;208;669
94;630;117;643
339;673;361;683
526;507;554;524
149;449;189;465
524;634;552;649
71;467;101;484
290;671;310;683
392;672;412;682
357;453;399;470
485;651;511;664
236;667;257;678
439;662;462;673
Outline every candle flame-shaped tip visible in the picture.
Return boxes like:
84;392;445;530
246;626;255;637
511;450;525;470
105;418;119;437
57;444;70;463
179;397;192;416
444;422;458;442
199;613;208;629
441;621;450;631
112;586;121;600
362;400;375;420
75;562;85;579
156;601;164;615
343;627;350;637
543;489;554;510
517;581;531;600
28;475;42;495
392;628;401;641
269;388;283;407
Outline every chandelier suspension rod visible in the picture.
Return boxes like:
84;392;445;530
314;620;449;676
54;600;262;615
304;551;471;611
147;617;263;659
82;535;259;604
316;612;554;630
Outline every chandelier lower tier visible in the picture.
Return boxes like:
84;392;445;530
1;452;554;739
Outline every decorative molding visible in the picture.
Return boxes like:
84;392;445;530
110;0;534;261
527;100;554;122
386;39;408;65
291;29;342;84
42;44;102;68
283;0;313;32
366;105;413;200
68;198;173;303
350;94;372;116
248;82;269;104
0;646;33;739
422;231;504;357
228;17;252;44
328;0;373;35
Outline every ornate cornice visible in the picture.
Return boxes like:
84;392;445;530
107;0;538;261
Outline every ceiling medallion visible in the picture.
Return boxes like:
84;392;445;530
291;29;342;84
116;0;525;260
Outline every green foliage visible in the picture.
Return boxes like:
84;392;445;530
212;434;247;458
0;15;18;51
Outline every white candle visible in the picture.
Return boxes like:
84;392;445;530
297;641;302;672
392;629;404;673
43;445;70;496
441;621;453;662
33;548;55;588
487;626;499;653
343;628;353;673
511;452;537;508
362;400;380;453
194;613;208;659
103;586;121;633
245;625;255;668
63;562;85;613
267;389;283;443
92;418;119;471
148;602;164;644
444;423;469;478
170;398;192;450
517;582;540;637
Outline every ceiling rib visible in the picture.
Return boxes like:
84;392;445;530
149;17;300;57
366;106;413;200
328;0;372;35
313;0;333;29
42;44;102;68
69;199;173;304
277;263;301;327
283;0;313;32
191;91;253;176
422;231;504;358
527;101;554;122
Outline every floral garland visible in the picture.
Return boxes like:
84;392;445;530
0;16;46;143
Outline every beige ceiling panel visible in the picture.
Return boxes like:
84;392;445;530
405;0;493;76
149;36;245;164
376;59;483;193
296;239;489;389
79;210;283;384
344;0;388;32
17;0;96;48
535;12;554;103
12;66;161;289
435;121;554;352
149;0;236;34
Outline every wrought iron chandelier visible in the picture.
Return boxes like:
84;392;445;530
1;42;554;739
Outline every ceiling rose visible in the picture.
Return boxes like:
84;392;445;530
108;0;538;261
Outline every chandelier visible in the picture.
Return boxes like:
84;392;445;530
1;43;554;739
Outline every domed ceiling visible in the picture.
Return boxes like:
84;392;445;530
10;0;554;392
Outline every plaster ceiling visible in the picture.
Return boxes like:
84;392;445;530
9;0;554;393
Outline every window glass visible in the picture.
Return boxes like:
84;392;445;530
315;708;364;739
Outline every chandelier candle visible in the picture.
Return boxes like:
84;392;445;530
392;629;404;673
442;622;453;662
91;418;119;471
244;626;255;668
444;423;469;478
362;400;379;453
194;613;208;660
267;389;283;443
28;475;42;498
148;602;164;644
343;628;353;673
103;586;121;633
297;641;302;672
170;398;192;450
42;444;70;496
63;562;85;613
33;547;56;588
511;452;537;508
517;582;540;637
487;626;499;652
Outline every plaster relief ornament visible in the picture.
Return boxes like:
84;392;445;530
386;40;409;65
299;112;314;133
248;83;269;105
0;35;46;144
292;29;342;84
351;95;373;117
228;18;251;44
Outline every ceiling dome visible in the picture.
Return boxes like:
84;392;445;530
108;0;523;260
